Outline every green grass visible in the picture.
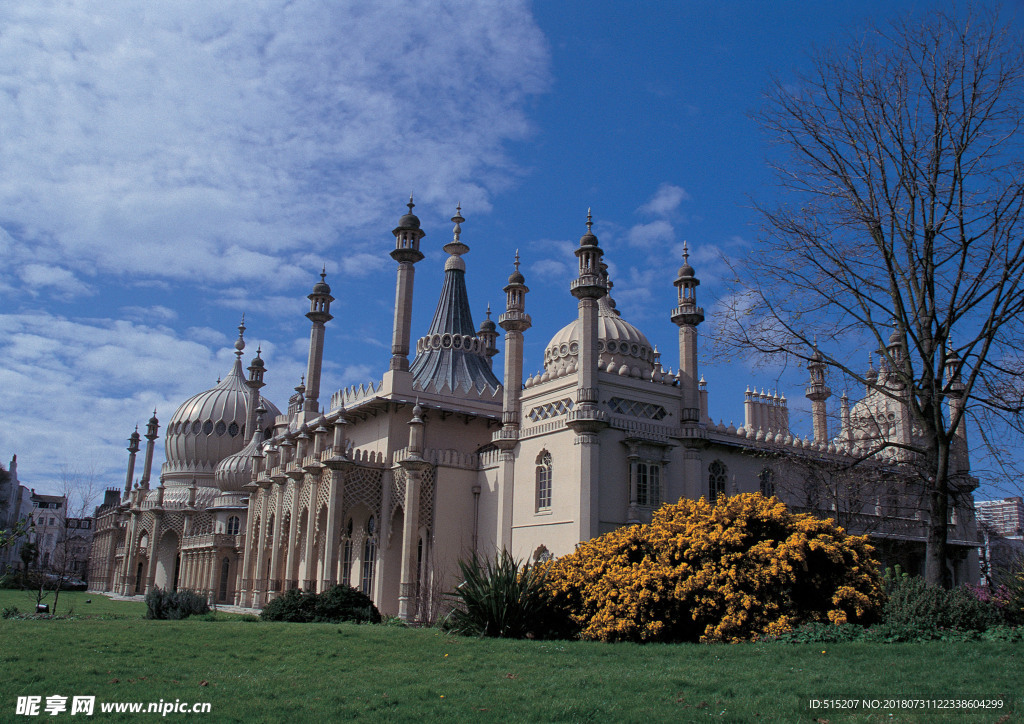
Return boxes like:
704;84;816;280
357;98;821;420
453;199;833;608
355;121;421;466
0;589;147;618
0;613;1020;722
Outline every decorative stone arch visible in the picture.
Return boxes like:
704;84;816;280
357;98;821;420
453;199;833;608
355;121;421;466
152;529;180;591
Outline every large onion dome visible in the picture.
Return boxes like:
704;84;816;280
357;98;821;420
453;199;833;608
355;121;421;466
162;355;280;485
214;427;265;493
544;295;656;379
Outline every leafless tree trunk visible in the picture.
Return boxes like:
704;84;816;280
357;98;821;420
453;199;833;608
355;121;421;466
725;8;1024;587
50;465;98;614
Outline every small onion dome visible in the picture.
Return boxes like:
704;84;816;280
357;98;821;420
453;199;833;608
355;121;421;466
888;327;901;345
478;316;496;333
312;269;331;295
810;346;824;363
866;355;878;383
580;209;598;246
397;195;421;230
677;241;695;278
508;267;525;285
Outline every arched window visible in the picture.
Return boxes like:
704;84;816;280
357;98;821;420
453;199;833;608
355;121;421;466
759;468;775;497
219;557;230;601
341;519;353;587
708;460;727;502
361;517;376;596
226;516;240;536
536;451;552;511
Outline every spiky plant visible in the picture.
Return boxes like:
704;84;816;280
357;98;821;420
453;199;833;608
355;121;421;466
445;550;553;638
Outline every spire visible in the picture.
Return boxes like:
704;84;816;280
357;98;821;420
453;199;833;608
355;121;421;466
409;206;501;393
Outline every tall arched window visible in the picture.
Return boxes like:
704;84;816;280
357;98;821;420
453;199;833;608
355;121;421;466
226;516;240;536
341;519;353;587
759;468;775;497
219;557;230;601
536;451;552;511
708;460;727;502
361;517;376;596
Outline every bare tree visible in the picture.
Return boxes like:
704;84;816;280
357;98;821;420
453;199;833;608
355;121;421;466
48;465;99;614
725;8;1024;586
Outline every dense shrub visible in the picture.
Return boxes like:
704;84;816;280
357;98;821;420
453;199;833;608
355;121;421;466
544;493;884;643
260;585;381;624
444;551;559;638
145;588;209;620
882;576;1004;632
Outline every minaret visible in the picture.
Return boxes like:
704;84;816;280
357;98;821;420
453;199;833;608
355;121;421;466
477;304;499;368
497;253;531;440
568;210;607;421
670;242;705;427
806;344;831;443
945;344;969;473
247;347;267;441
566;210;609;541
123;427;141;499
389;196;426;371
303;269;334;415
398;401;429;621
139;411;159;490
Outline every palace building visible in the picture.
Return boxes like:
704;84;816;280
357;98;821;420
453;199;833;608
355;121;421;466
88;201;980;618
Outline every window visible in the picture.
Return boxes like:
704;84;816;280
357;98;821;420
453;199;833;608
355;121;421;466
759;468;775;497
341;519;353;587
361;517;376;596
536;451;552;511
708;460;727;502
636;462;662;507
226;516;240;536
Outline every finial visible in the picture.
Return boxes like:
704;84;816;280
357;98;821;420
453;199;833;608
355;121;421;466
235;315;246;357
408;193;415;213
586;208;593;233
320;264;326;281
255;345;262;359
682;240;689;263
514;249;521;272
451;203;464;242
486;303;492;320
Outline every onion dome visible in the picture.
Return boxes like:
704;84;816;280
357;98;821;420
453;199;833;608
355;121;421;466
544;294;655;378
677;241;695;278
579;208;599;246
215;413;267;492
162;323;281;485
478;306;497;333
865;353;878;384
396;194;421;230
312;266;331;295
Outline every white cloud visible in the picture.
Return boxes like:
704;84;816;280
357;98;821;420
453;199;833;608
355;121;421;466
18;264;93;299
638;183;691;217
626;219;674;248
0;0;549;297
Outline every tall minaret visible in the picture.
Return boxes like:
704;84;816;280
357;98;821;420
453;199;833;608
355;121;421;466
670;242;705;427
139;411;159;490
123;427;141;498
247;347;267;441
945;345;969;473
303;268;334;415
389;196;425;371
806;344;831;443
497;253;531;439
566;210;609;541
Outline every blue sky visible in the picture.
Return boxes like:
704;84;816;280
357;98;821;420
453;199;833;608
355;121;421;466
0;0;1017;501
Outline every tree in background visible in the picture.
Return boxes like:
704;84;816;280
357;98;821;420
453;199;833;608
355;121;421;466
725;8;1024;586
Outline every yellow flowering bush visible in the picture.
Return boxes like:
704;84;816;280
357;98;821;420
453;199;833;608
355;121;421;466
544;493;884;643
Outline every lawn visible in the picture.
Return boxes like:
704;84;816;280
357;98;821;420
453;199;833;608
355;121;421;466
0;589;146;618
0;596;1020;723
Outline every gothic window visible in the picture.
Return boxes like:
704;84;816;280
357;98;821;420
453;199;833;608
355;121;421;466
536;451;553;511
361;517;377;596
636;462;662;507
759;468;775;497
226;516;240;536
708;460;727;502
